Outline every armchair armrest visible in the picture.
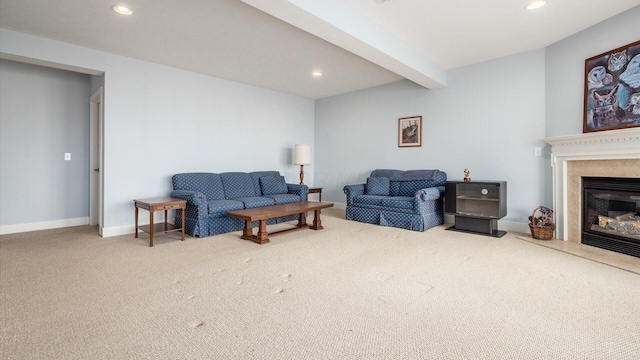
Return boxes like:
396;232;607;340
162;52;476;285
343;184;365;205
287;184;309;201
170;190;207;213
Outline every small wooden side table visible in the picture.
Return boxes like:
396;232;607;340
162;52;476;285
307;187;322;202
134;197;187;247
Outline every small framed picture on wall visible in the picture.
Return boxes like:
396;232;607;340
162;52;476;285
398;116;422;147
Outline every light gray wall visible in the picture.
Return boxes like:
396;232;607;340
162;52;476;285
542;6;639;206
0;29;315;235
545;5;640;137
0;59;91;225
316;50;547;223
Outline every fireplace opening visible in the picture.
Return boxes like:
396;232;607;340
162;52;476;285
582;177;640;258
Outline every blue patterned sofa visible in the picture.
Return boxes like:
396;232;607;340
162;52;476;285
170;171;308;237
343;169;446;231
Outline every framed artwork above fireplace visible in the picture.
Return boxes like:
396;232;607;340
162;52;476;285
583;40;640;133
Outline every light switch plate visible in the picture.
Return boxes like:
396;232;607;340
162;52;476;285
64;153;71;161
534;147;542;157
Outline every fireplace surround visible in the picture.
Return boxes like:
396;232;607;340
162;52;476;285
543;128;640;248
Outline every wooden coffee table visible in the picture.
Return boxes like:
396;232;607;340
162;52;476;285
226;201;334;244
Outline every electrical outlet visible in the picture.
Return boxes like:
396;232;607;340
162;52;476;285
64;153;71;161
534;147;542;157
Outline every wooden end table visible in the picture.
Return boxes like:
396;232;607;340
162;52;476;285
307;187;322;202
134;197;187;247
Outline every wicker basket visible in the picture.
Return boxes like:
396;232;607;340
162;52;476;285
528;206;555;240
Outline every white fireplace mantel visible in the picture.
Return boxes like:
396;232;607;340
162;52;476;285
543;128;640;241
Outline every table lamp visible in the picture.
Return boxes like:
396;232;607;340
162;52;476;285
293;144;311;185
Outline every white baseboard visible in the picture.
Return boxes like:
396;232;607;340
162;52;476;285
498;220;529;234
101;224;134;238
102;216;175;238
331;202;346;210
0;217;89;235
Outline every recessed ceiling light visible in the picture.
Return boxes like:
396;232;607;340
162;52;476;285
312;71;322;77
526;0;547;10
112;5;133;15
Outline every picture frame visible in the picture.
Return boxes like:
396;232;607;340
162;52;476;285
398;116;422;147
583;40;640;133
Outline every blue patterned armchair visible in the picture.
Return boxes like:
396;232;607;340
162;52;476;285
171;171;308;237
343;169;446;231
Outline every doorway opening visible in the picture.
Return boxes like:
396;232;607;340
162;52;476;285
90;88;104;236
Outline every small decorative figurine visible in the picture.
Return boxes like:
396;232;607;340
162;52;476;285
463;168;471;182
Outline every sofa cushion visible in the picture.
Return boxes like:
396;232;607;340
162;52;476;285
366;177;390;196
220;172;255;199
369;169;447;197
250;171;281;196
260;176;288;195
389;182;401;196
172;173;225;200
371;169;438;181
381;197;414;210
207;199;244;216
354;195;387;206
236;196;276;209
263;194;301;205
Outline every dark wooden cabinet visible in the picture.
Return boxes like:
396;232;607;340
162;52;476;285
445;180;507;237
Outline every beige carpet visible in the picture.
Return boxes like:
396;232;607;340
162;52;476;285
2;209;639;359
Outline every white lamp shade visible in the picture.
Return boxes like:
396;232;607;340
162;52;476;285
293;144;311;165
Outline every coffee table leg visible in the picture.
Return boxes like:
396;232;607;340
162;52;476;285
297;212;307;228
257;220;269;244
310;209;323;230
242;220;253;239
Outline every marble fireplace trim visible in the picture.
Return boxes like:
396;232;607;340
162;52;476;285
543;128;640;241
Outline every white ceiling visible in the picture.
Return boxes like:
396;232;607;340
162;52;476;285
1;0;638;99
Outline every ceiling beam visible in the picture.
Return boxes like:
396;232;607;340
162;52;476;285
241;0;447;89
